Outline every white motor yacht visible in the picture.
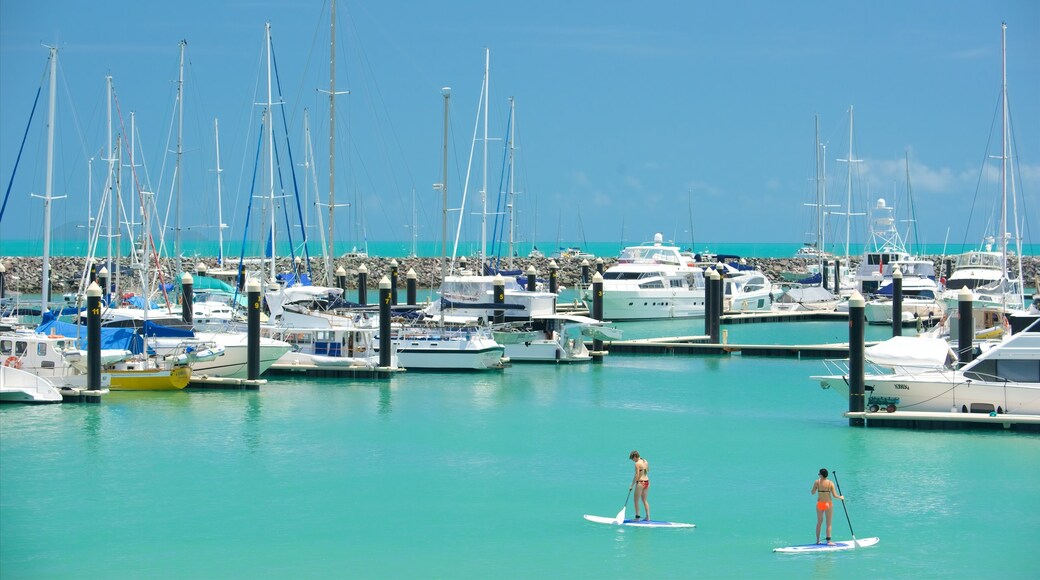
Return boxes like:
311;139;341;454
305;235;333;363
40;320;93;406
814;319;1040;414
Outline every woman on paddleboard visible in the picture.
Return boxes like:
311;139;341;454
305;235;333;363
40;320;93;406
629;450;650;521
811;468;844;545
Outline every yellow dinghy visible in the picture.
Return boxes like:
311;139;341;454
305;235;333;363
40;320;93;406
106;364;191;391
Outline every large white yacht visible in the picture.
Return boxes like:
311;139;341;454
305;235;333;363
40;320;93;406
597;234;705;320
597;234;773;320
814;319;1040;414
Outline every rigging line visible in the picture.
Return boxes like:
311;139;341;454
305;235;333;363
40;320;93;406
271;41;313;280
233;113;267;306
343;5;417;195
0;85;42;224
111;88;173;310
489;106;513;267
963;90;1003;249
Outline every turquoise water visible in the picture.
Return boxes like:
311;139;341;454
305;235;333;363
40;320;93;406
3;327;1039;578
2;238;1036;259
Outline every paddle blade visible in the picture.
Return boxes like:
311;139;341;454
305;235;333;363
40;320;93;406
614;505;626;524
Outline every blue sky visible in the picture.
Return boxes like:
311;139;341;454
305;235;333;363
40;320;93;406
1;1;1037;256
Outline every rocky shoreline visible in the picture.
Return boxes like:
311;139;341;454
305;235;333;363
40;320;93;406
1;255;1038;294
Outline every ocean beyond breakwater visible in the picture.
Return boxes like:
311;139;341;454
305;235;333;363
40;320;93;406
1;255;1038;295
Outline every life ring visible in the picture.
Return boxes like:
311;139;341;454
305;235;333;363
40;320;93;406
3;356;21;369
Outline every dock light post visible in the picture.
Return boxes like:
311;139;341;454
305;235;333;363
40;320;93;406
459;256;468;273
181;272;194;325
822;260;829;292
891;266;903;337
493;274;505;324
335;265;347;293
595;257;604;275
357;264;368;306
708;268;722;343
98;266;109;305
580;259;590;285
378;276;392;368
548;260;559;294
247;279;261;381
196;262;208;276
848;291;866;426
0;262;5;299
87;281;102;394
958;286;974;365
833;260;841;294
526;265;537;292
406;268;417;306
88;258;97;284
390;259;399;305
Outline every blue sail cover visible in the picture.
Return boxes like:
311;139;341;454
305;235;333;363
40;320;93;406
142;320;194;338
36;312;143;354
796;273;822;285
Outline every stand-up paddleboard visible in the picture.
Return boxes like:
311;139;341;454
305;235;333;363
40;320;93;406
583;514;695;528
773;537;879;553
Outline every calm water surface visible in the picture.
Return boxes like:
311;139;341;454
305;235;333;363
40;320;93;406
2;325;1039;578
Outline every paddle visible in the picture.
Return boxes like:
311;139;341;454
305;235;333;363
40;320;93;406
832;471;860;548
615;487;634;524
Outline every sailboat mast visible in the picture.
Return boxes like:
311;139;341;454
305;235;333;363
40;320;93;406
842;106;861;261
40;46;57;316
480;48;490;270
214;118;225;267
266;22;277;283
105;75;113;288
327;0;339;269
440;87;451;283
507;96;515;270
1000;22;1009;296
814;114;823;266
175;39;186;275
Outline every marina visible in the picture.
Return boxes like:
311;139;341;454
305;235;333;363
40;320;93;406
2;4;1039;579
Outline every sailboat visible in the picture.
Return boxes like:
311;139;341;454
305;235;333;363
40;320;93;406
940;23;1026;317
775;114;840;311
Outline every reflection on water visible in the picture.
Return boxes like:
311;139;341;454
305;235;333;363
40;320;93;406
243;391;263;453
378;385;392;416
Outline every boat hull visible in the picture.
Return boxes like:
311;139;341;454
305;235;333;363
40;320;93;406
107;365;191;391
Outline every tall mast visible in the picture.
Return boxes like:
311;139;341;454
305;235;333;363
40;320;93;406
214;118;226;267
813;114;823;266
39;46;58;315
480;48;489;270
328;0;338;268
1000;22;1008;297
175;39;186;275
439;87;451;284
839;105;861;261
507;96;516;271
266;22;277;283
105;75;113;285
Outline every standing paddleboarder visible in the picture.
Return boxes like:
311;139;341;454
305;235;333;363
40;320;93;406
811;468;844;545
629;450;650;521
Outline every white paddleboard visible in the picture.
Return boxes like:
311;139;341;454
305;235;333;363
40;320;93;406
774;537;880;553
583;514;695;528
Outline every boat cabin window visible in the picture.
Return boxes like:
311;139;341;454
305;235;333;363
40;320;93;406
0;340;10;355
965;359;1040;383
37;343;48;356
670;279;685;288
14;341;27;356
639;280;664;289
603;272;641;281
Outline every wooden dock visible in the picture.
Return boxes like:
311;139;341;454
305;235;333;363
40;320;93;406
595;335;865;359
845;410;1040;433
187;376;266;390
265;363;402;379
